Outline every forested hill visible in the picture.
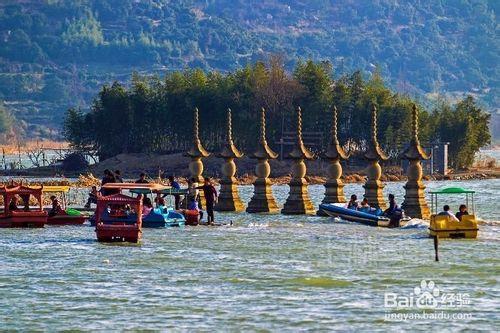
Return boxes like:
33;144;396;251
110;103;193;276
0;0;498;138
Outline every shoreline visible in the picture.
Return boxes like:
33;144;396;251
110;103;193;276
1;170;498;188
1;151;498;185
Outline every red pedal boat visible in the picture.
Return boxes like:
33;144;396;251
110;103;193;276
95;192;144;243
0;182;47;228
43;186;87;225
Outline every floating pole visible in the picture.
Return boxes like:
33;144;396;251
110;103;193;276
433;235;439;262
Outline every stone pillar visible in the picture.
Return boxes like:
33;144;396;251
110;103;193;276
282;107;315;215
402;105;431;219
318;106;349;216
247;108;279;213
363;105;388;210
185;107;210;207
215;109;245;212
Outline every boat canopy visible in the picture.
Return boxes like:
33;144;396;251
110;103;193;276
429;187;475;194
42;185;71;193
101;183;169;193
429;187;476;215
153;188;189;195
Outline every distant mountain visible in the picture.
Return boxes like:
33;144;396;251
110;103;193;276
0;0;498;138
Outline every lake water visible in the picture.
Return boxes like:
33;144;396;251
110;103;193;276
0;180;498;331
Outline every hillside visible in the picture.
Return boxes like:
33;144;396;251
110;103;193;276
0;0;498;138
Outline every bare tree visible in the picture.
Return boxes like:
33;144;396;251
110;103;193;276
26;140;45;168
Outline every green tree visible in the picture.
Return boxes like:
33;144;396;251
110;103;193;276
435;96;491;169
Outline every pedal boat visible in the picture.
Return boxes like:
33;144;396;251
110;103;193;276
95;193;143;243
0;182;47;228
142;208;186;227
130;186;187;228
429;187;478;239
43;186;86;225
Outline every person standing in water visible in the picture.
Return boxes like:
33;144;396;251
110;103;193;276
100;169;116;196
188;177;201;208
168;175;181;210
196;177;218;224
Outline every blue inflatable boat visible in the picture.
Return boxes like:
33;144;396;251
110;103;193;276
319;203;409;227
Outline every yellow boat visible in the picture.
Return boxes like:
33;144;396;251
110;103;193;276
429;187;479;239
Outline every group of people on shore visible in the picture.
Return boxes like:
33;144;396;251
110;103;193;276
85;170;219;224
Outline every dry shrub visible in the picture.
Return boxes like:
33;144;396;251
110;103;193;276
473;155;498;169
75;173;100;187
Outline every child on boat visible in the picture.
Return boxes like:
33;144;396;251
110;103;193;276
187;196;203;222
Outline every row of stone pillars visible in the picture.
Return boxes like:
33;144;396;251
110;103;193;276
186;105;430;219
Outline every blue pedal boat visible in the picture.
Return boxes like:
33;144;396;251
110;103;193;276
143;207;185;228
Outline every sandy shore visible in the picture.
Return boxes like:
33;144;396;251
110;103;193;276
1;151;498;187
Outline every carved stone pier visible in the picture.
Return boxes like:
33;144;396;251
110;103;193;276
282;107;315;215
246;108;279;213
318;106;349;216
215;109;245;212
363;105;388;210
185;107;210;207
402;105;431;219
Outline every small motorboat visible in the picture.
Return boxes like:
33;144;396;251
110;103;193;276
319;203;410;227
143;207;186;228
429;187;479;239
